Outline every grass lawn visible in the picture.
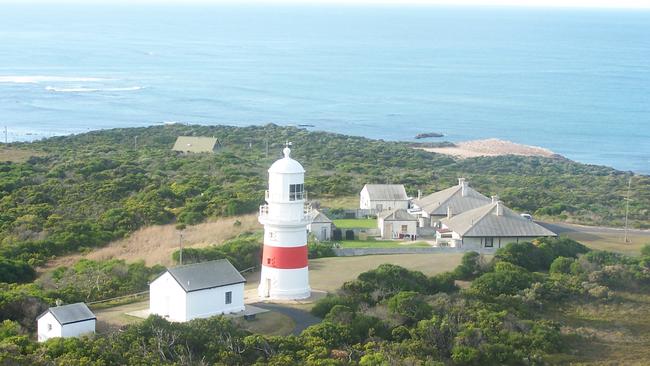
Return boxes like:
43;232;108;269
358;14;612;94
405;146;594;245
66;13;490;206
0;148;42;163
333;218;377;229
317;196;358;209
562;231;650;256
337;240;431;248
234;311;295;336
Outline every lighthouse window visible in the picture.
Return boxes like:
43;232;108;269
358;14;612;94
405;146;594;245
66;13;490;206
289;184;304;201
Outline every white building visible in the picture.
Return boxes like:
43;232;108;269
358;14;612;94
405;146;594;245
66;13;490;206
437;198;557;251
37;302;96;342
258;144;311;300
149;259;246;322
378;209;418;239
308;209;333;241
412;178;491;228
360;184;409;212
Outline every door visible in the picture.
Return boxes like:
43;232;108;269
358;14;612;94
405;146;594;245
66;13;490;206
265;278;271;298
321;227;328;241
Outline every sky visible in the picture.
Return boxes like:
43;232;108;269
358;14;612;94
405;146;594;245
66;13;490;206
4;0;650;8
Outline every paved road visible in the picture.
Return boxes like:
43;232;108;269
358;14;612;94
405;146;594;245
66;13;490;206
538;221;650;235
253;302;321;335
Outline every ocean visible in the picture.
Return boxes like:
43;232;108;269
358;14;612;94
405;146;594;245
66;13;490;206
0;4;648;173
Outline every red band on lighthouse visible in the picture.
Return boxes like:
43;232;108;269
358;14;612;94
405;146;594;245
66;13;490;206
262;245;308;269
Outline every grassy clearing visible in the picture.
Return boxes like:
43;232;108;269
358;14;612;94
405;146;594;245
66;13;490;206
333;218;377;229
42;214;260;269
308;253;464;292
562;231;650;256
545;291;650;365
316;196;358;209
336;240;431;248
234;312;295;336
0;147;43;163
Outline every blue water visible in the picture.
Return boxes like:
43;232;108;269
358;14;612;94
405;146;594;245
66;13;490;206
1;4;649;173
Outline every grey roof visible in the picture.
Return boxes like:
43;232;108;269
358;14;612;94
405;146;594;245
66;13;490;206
38;303;95;325
165;259;246;293
363;184;408;201
380;208;417;221
441;202;557;238
414;183;491;216
172;136;218;153
309;209;332;224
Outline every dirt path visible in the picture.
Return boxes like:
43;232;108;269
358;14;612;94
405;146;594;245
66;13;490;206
42;213;259;269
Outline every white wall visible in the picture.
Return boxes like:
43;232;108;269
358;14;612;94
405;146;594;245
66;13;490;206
150;271;187;322
186;283;245;320
37;312;94;342
309;222;331;241
37;312;62;342
380;220;417;239
259;266;310;300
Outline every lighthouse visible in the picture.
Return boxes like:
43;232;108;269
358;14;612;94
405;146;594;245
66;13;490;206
258;143;311;300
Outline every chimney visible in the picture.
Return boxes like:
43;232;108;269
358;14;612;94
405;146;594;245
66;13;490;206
447;206;452;219
459;178;468;197
417;190;422;200
496;201;503;216
491;195;499;203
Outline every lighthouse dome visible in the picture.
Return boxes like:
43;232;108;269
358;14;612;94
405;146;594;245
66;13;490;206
268;147;305;174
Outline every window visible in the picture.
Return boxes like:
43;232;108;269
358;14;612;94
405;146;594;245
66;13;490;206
401;225;408;233
269;231;277;241
484;237;494;248
225;291;232;304
289;184;304;201
47;324;52;331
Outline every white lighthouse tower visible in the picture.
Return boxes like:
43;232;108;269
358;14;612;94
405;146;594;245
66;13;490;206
258;143;311;300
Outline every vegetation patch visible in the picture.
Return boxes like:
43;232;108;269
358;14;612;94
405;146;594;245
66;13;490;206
332;219;377;229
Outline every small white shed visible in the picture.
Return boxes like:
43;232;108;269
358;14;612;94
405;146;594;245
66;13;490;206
149;259;246;322
378;209;418;239
308;209;333;241
37;302;96;342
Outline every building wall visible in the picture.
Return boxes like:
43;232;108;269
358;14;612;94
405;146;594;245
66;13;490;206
149;271;187;322
37;312;94;342
60;320;96;339
37;312;62;342
380;220;417;239
462;236;535;251
309;222;332;241
186;283;245;320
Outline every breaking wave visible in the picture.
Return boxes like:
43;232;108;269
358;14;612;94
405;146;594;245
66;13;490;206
45;86;144;93
0;76;109;84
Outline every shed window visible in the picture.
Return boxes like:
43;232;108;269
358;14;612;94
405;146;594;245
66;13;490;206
401;225;408;233
225;291;232;304
289;184;304;201
47;324;52;331
484;237;494;248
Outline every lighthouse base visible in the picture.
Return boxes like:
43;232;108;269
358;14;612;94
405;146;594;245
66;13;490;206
258;266;311;300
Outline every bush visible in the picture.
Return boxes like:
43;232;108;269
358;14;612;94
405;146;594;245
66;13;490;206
549;257;574;275
641;244;650;257
311;295;356;318
0;258;35;284
387;291;433;324
453;251;484;280
471;267;534;297
308;242;335;259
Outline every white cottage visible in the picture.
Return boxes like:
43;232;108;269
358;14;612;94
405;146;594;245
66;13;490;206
378;209;418;239
37;302;96;342
360;184;409;212
437;199;557;251
149;259;246;322
308;209;333;241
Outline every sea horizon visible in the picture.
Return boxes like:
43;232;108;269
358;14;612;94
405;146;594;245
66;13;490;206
1;4;648;173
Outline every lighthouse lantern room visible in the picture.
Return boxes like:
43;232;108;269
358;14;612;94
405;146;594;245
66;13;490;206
258;143;311;300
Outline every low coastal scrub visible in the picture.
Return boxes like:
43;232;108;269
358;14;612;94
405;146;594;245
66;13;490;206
0;124;646;282
5;237;650;364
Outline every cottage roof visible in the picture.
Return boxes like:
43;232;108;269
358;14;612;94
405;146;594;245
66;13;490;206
309;209;332;224
441;202;557;238
164;259;246;293
380;208;417;221
172;136;218;153
363;184;408;201
38;303;96;325
414;181;490;216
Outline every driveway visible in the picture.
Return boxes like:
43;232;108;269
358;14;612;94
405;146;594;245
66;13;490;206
252;302;321;335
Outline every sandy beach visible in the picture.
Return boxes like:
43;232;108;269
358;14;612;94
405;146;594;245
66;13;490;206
416;138;564;159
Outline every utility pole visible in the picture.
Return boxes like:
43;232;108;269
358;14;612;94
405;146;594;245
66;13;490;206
3;126;7;144
624;176;632;243
134;135;138;150
179;230;184;265
265;139;269;158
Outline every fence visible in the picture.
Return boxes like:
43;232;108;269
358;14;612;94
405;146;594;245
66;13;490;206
333;247;465;257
